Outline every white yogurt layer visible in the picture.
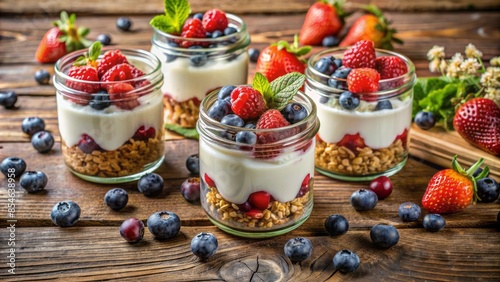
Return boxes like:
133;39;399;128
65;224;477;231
199;138;315;204
151;45;248;102
57;91;164;151
307;89;412;149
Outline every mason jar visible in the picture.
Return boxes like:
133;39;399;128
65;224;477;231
197;89;319;238
150;14;250;134
305;48;416;181
54;48;165;183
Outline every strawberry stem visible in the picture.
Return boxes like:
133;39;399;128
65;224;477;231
451;155;488;204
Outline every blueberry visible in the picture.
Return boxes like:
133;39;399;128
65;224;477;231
333;58;343;68
191;232;218;260
96;33;112;46
313;57;337;75
208;99;232;121
186;154;200;174
333;249;360;273
165;42;179;62
180;177;201;202
370;223;400;248
50;200;81;227
414;111;436;130
137;173;164;197
328;67;351;89
147;211;181;240
374;100;393;111
34;69;51;85
78;134;101;154
0;91;17;109
21;117;45;136
332;67;352;79
350;189;378;211
476;177;499;203
422;214;446;232
322;35;339;47
211;30;223;38
224;27;237;36
472;167;489;178
235;131;256;145
120;218;145;243
217;85;236;101
90;92;112;110
190;54;208;67
281;102;308;124
319;95;331;104
244;122;256;129
31;131;54;153
339;91;360;110
221;114;244;127
324;214;349;236
0;157;27;178
398;202;421;222
116;17;132;31
19;171;48;193
248;48;260;63
284;237;313;262
193;13;203;21
104;188;129;211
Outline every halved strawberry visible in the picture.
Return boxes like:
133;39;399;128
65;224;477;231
337;133;366;153
107;82;140;110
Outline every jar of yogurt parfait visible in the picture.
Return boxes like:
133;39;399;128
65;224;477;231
54;46;165;183
150;13;250;134
305;46;416;181
197;81;319;238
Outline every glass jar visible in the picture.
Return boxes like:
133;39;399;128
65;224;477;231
150;14;250;134
53;48;165;183
305;48;416;181
197;89;320;238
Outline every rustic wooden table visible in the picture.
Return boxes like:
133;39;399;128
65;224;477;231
1;1;499;281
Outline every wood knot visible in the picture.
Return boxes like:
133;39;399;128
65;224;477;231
220;256;288;282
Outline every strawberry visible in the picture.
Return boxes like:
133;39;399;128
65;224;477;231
98;49;129;78
180;18;206;48
248;191;271;210
342;40;376;69
453;98;500;156
230;86;267;120
133;126;156;141
375;56;408;79
101;63;145;89
202;9;228;32
256;109;291;143
35;11;91;63
339;5;402;50
299;0;345;46
422;156;489;214
204;173;216;188
337;133;366;153
107;82;140;110
255;36;311;82
347;68;380;93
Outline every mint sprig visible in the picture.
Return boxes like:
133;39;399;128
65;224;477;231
252;72;305;111
150;0;191;34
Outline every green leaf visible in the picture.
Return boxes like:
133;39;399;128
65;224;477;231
269;72;305;110
252;72;273;106
150;0;190;34
165;123;199;139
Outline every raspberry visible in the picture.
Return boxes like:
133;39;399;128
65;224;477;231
337;133;366;153
107;82;140;110
97;49;129;78
347;68;380;94
180;18;206;48
66;66;100;93
133;125;156;141
342;40;376;69
202;9;228;33
375;56;408;79
256;109;293;143
230;86;267;120
101;63;146;90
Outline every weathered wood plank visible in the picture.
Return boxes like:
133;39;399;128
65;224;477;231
0;226;498;281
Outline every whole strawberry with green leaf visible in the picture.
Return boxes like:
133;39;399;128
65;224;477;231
422;156;489;214
35;11;91;63
453;97;500;156
255;36;311;82
299;0;347;46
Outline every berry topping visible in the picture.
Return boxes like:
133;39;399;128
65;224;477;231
375;56;408;79
66;65;100;94
342;40;376;69
347;68;380;93
107;82;140;110
313;56;338;75
230;86;267;121
180;18;206;47
133;125;156;141
281;102;308;124
101;63;142;84
338;91;360;110
208;99;232;121
217;85;236;101
248;191;271;210
78;134;102;154
337;133;366;153
97;49;129;78
202;9;228;33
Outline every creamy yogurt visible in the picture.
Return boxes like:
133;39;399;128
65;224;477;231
57;92;163;151
150;45;248;102
199;138;315;204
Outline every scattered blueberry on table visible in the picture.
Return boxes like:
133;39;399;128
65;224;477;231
116;17;132;31
333;249;360;273
185;153;200;174
34;69;51;85
21;117;45;136
147;211;181;240
180;177;201;202
20;171;48;193
284;237;313;262
137;173;164;197
96;33;112;46
398;202;422;222
104;188;129;211
120;218;145;243
476;177;499;203
324;214;349;236
422;214;446;232
31;130;55;153
370;223;400;248
350;189;378;211
0;157;26;178
50;200;81;227
191;232;218;260
0;91;17;109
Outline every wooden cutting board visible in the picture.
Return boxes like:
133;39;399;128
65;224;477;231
409;123;499;180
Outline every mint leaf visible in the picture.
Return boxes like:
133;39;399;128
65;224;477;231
252;72;273;105
269;72;305;110
150;0;190;34
165;123;199;139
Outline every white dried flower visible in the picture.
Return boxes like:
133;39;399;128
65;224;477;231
490;57;500;67
429;59;441;73
439;59;448;73
480;67;500;88
464;43;483;58
484;87;500;108
427;45;445;61
459;58;482;76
